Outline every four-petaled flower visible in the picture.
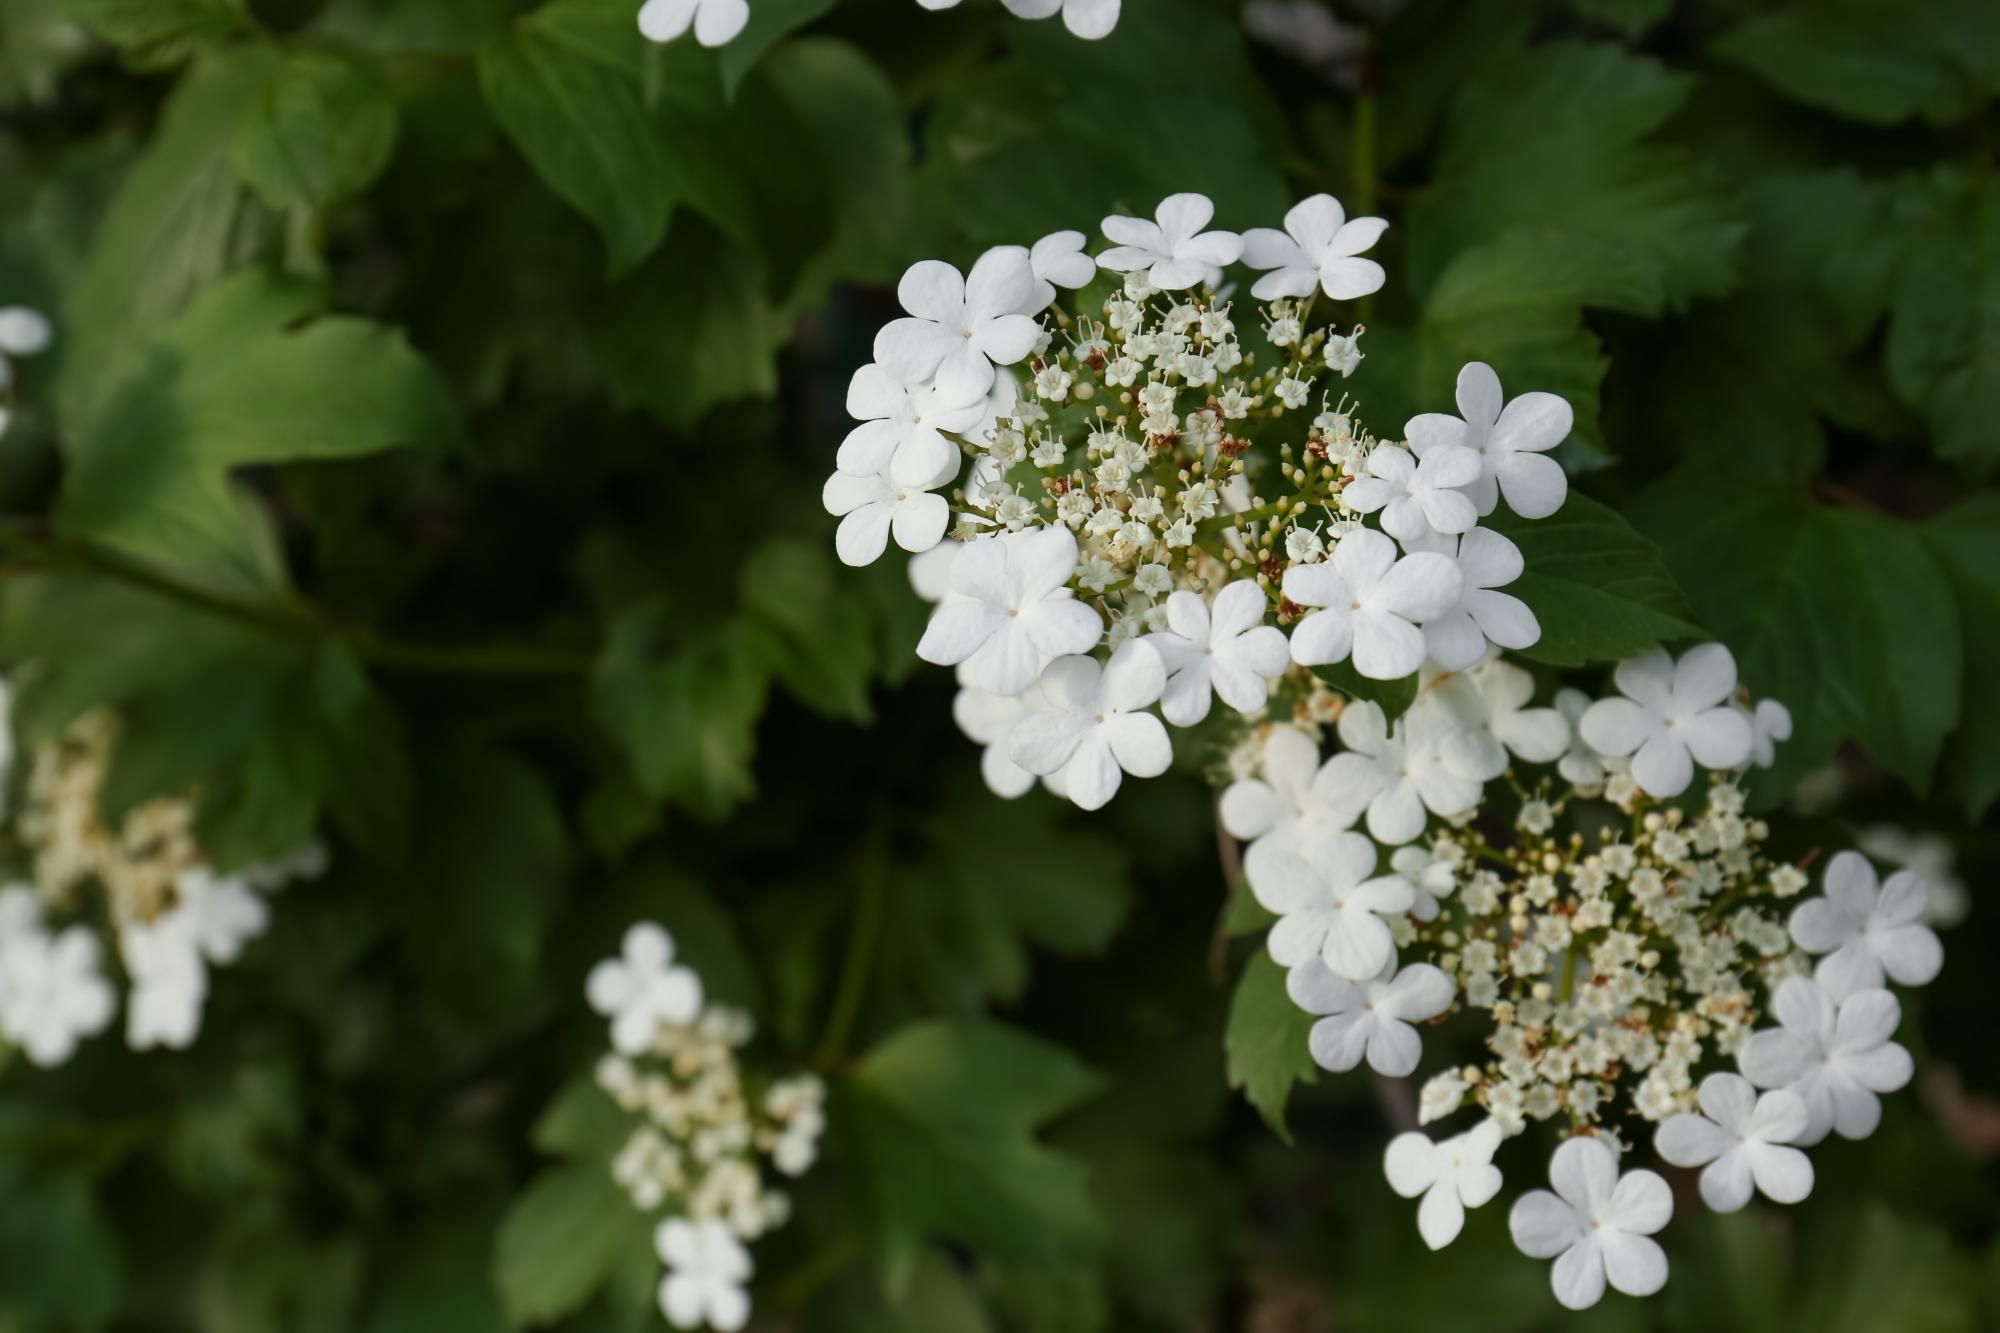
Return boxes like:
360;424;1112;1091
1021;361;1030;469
1509;1137;1671;1311
823;463;952;568
1241;194;1388;301
0;921;114;1068
874;251;1042;407
1145;583;1288;726
1318;700;1480;845
637;0;749;48
588;922;705;1056
1406;528;1541;672
1579;644;1754;798
655;1218;753;1332
1421;659;1571;783
1217;725;1369;857
1787;850;1941;998
1407;361;1571;520
838;362;986;487
1341;443;1481;544
916;528;1104;695
1283;529;1461;680
1737;975;1912;1145
1245;831;1409;979
1654;1072;1813;1213
1384;1119;1504;1249
1098;193;1244;292
1288;955;1454;1078
1008;641;1172;811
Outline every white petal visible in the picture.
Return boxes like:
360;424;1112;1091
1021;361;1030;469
692;0;748;45
1105;712;1172;779
1509;1191;1583;1260
1599;1231;1668;1299
1416;1182;1467;1250
1494;451;1567;519
1061;736;1123;811
1654;1114;1730;1169
1551;1239;1609;1310
1628;731;1693;798
1384;1132;1439;1198
1549;1137;1616;1210
1747;1142;1813;1205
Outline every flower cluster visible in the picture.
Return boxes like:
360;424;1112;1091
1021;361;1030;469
0;304;52;440
0;704;325;1065
638;0;1118;49
588;922;825;1332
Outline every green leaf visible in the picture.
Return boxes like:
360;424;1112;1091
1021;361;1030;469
1794;1204;1979;1333
54;0;242;66
741;537;877;724
809;1248;995;1333
1483;494;1705;667
195;1216;365;1333
1715;0;2000;127
493;1165;649;1328
1885;171;2000;476
0;1164;123;1330
1308;659;1417;723
1921;494;2000;818
1629;472;1962;791
60;269;462;585
717;0;833;93
1223;951;1316;1142
841;1020;1104;1269
231;51;400;212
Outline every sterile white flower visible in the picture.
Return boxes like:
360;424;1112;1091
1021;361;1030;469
822;463;952;568
837;363;985;487
952;685;1036;799
1318;700;1480;845
916;528;1103;696
1579;644;1754;798
656;1218;753;1332
1406;361;1571;519
1025;230;1098;309
1654;1072;1813;1213
873;252;1041;407
1097;193;1244;292
1341;444;1481;543
1405;527;1541;671
174;867;269;965
1415;659;1569;783
1384;1119;1503;1249
637;0;749;47
1508;1137;1670;1311
1144;583;1288;725
1748;698;1792;768
122;913;208;1051
1786;850;1942;998
1288;955;1454;1078
0;924;114;1067
1736;976;1912;1145
1240;194;1388;301
1217;725;1369;857
1282;529;1461;680
588;923;705;1057
1245;831;1409;979
1007;641;1172;811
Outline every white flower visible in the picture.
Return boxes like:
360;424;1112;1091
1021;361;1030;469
1748;698;1792;768
837;363;985;487
174;867;269;965
1406;527;1540;671
1318;700;1481;845
1736;976;1912;1145
935;0;1121;38
873;251;1042;407
1097;193;1244;292
1025;230;1098;309
1007;641;1172;811
1786;850;1942;998
1287;955;1454;1077
1858;826;1967;928
1282;529;1461;680
1245;831;1410;979
1342;444;1480;543
1324;329;1364;376
1217;725;1369;856
1579;644;1754;798
1144;583;1288;726
1508;1137;1671;1311
1654;1072;1813;1213
637;0;749;47
1384;1119;1503;1249
1553;687;1608;789
1240;194;1388;302
0;925;114;1067
916;528;1103;695
822;458;953;568
122;913;208;1051
1414;659;1569;783
1418;1069;1468;1124
952;686;1036;799
656;1218;752;1332
1385;843;1457;921
1406;361;1571;520
588;922;704;1056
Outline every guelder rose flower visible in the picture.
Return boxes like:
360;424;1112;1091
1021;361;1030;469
1737;976;1912;1144
1217;725;1368;857
1654;1072;1813;1213
916;528;1104;696
1282;529;1461;680
0;926;114;1067
1384;1119;1503;1249
1509;1137;1671;1311
122;914;207;1051
637;0;749;47
174;867;269;965
1097;193;1244;292
1406;527;1541;671
823;463;952;568
1579;644;1754;798
1787;850;1942;998
874;251;1041;407
1407;361;1571;519
1244;831;1409;980
1241;193;1388;301
1289;955;1454;1078
838;363;985;487
588;922;704;1056
1025;230;1098;309
1144;583;1288;725
1417;660;1570;784
1318;700;1480;845
1008;641;1172;811
1341;443;1481;543
655;1218;752;1332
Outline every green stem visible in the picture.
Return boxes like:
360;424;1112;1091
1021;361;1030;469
814;825;890;1069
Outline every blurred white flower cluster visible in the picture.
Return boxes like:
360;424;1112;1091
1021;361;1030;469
0;700;325;1066
588;922;825;1332
638;0;1119;50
